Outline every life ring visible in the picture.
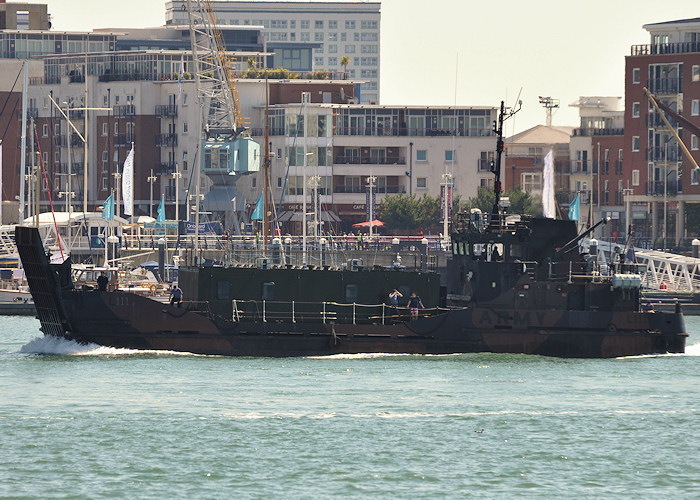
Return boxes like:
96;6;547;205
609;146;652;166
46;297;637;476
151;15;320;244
150;285;157;294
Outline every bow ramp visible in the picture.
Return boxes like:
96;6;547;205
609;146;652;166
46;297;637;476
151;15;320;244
14;226;70;336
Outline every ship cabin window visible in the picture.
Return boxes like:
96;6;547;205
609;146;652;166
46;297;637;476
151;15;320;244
453;241;469;256
472;243;485;259
262;282;275;300
487;243;504;262
345;284;358;303
217;281;230;300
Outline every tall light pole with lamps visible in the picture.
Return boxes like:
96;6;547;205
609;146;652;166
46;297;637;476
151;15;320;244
366;174;377;239
147;169;157;217
172;163;182;222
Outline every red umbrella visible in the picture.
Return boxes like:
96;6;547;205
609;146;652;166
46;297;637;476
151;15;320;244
352;219;384;228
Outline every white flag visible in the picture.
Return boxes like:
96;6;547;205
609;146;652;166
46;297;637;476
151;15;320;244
542;149;555;219
122;144;134;216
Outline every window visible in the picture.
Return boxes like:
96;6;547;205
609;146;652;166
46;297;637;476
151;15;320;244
329;20;337;29
183;122;188;134
183;93;188;106
693;65;700;82
417;177;427;189
251;177;257;188
345;284;358;303
315;20;323;29
262;282;275;300
42;124;48;137
301;20;309;29
345;20;355;29
114;122;119;135
101;122;107;136
521;172;542;193
329;33;338;41
692;99;699;116
445;150;455;162
692;134;699;151
301;32;310;42
54;124;60;135
632;169;640;186
277;177;282;189
101;177;108;191
314;32;324;42
632;136;640;152
632;102;640;118
416;150;427;162
632;68;640;84
345;45;355;54
102;151;108;171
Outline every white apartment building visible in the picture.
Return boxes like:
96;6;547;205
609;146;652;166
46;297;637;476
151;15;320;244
164;1;381;103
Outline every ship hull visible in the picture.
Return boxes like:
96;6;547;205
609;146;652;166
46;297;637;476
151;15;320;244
55;290;687;358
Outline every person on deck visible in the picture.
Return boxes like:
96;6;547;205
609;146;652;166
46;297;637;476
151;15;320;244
389;289;403;307
170;285;183;307
97;272;109;292
408;292;424;320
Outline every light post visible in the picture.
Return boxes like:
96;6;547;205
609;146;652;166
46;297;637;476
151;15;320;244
408;141;413;195
664;140;669;251
172;163;182;222
366;174;377;239
147;168;157;218
309;174;321;242
185;189;190;222
442;172;453;242
64;102;72;216
113;171;121;218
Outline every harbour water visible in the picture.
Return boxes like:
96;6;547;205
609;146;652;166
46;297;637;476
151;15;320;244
2;316;699;498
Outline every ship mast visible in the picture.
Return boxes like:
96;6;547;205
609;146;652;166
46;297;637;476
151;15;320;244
491;100;520;218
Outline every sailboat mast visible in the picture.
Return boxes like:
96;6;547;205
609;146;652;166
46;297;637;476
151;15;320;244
263;70;270;253
18;61;28;224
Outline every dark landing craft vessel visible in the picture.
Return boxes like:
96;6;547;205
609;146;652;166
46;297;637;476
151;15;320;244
14;102;688;358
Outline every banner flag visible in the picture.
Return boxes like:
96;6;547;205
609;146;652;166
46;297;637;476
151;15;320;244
102;194;114;220
542;149;555;218
157;197;165;222
568;192;580;221
251;193;263;220
122;144;134;216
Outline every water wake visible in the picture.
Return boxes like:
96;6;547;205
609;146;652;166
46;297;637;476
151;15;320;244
18;335;196;357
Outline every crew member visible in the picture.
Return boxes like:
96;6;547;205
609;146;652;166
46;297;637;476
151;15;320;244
170;285;183;307
408;291;424;320
389;289;403;306
97;272;109;292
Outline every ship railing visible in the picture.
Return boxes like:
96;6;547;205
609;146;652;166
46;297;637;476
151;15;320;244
232;299;447;325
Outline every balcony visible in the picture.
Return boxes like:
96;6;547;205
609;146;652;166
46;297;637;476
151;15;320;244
334;155;405;165
57;162;84;175
647;145;680;162
569;160;597;175
647;78;682;95
155;133;178;147
59;109;85;120
333;185;401;194
113;104;135;118
155;162;176;175
631;41;700;56
115;134;135;147
54;134;83;148
647;112;678;129
646;180;681;196
572;127;624;137
155;104;178;118
18;107;38;120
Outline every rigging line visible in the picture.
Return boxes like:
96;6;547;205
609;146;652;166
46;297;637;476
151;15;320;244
0;65;22;121
0;98;20;203
276;105;304;224
34;127;65;260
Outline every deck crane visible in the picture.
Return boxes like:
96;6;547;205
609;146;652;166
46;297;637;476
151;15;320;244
185;0;260;236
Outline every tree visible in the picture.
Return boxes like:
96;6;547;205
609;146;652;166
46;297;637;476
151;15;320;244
464;187;542;217
340;55;350;79
377;193;462;233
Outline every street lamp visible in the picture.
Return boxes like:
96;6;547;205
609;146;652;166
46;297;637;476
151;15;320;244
309;174;321;242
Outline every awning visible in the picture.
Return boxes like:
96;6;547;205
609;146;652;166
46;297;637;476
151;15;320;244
277;210;341;223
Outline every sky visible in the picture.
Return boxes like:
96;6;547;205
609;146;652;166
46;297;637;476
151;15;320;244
44;0;700;134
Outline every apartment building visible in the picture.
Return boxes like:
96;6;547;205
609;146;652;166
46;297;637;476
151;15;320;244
165;1;381;103
569;96;625;234
238;101;496;232
624;17;700;246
